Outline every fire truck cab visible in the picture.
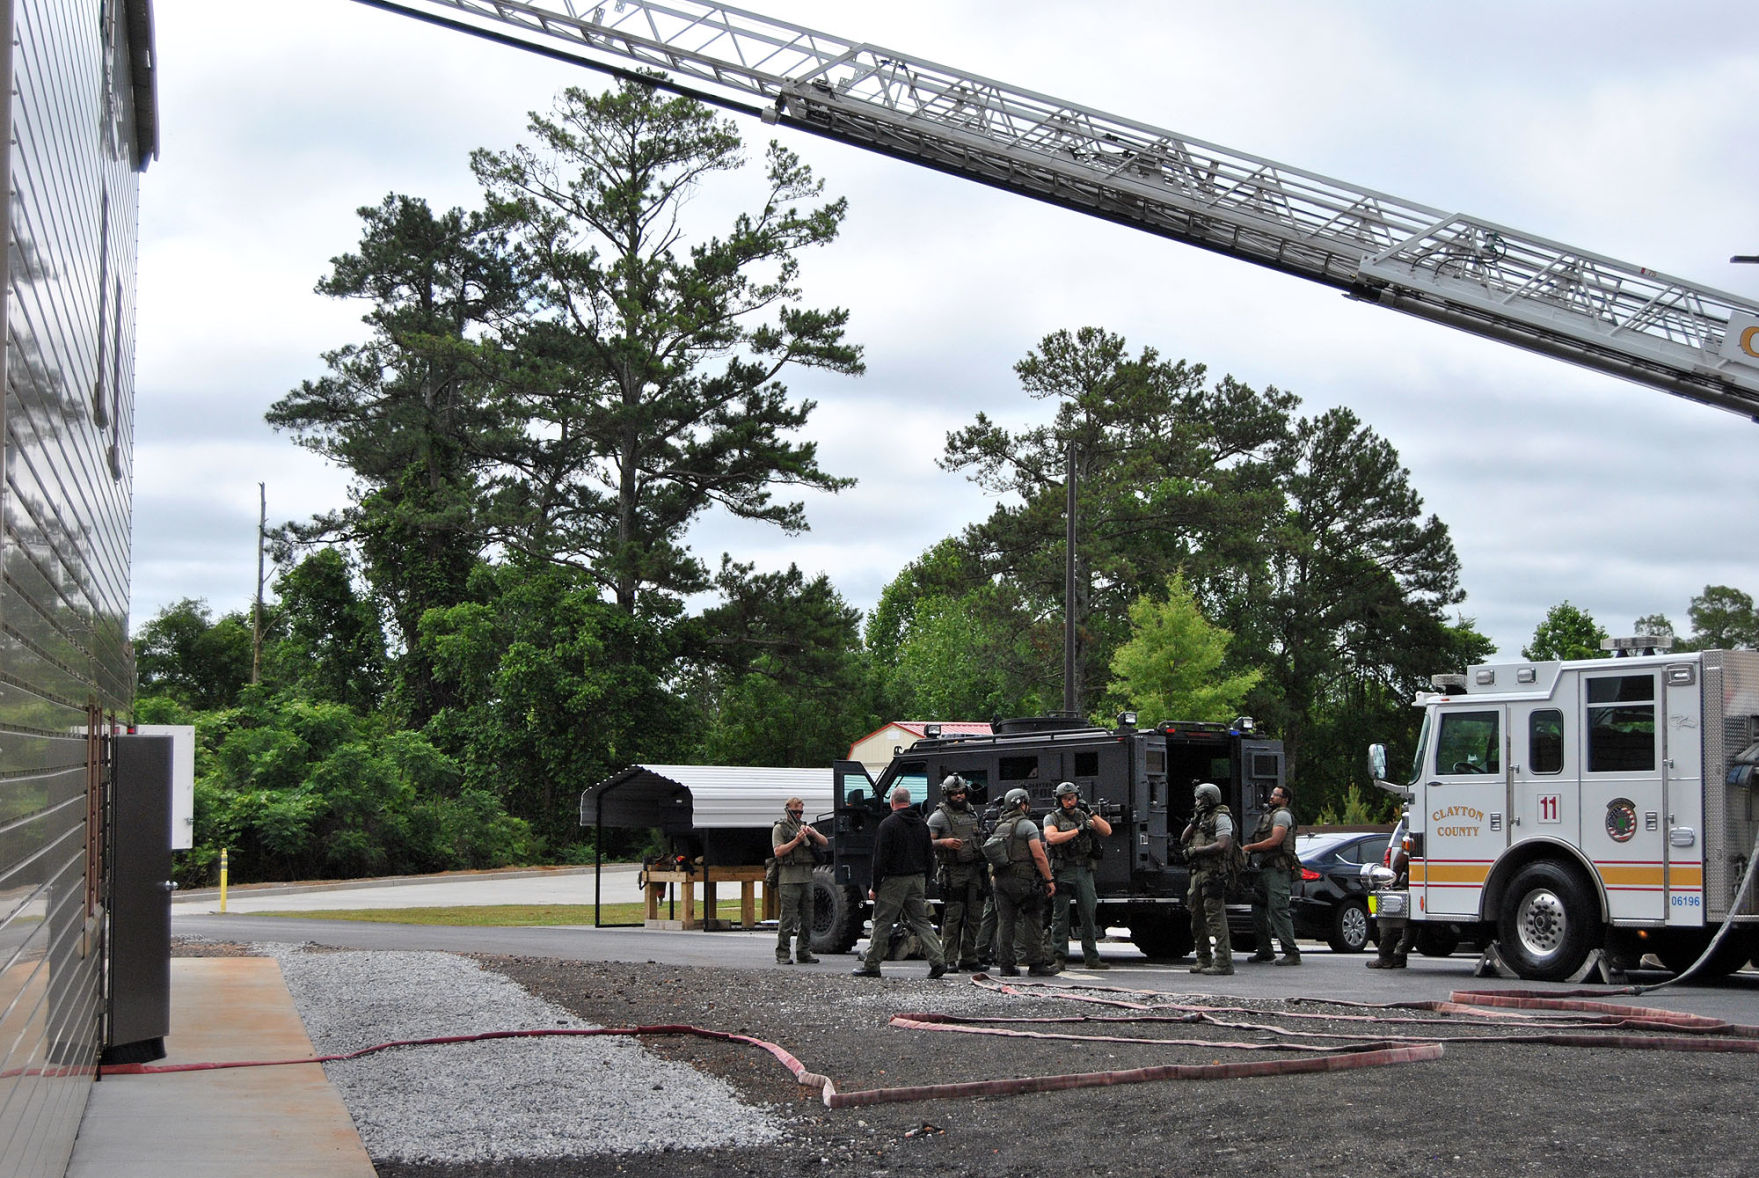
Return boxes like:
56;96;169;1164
1373;643;1759;980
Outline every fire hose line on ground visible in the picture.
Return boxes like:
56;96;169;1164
97;1013;1440;1106
96;971;1759;1104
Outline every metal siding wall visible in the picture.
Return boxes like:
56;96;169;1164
0;1;140;1175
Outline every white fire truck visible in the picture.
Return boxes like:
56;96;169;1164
1370;642;1759;981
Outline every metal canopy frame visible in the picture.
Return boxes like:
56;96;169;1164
358;0;1759;419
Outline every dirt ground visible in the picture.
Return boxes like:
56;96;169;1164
177;941;1759;1178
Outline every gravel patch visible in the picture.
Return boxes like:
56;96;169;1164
261;943;784;1164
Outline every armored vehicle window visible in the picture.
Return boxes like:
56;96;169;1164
1074;751;1099;777
999;756;1039;781
892;763;930;803
1436;711;1500;774
1586;675;1655;773
1146;748;1166;774
1529;710;1564;774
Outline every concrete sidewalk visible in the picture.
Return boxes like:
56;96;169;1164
67;957;374;1177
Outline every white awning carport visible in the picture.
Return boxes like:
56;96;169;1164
580;765;836;832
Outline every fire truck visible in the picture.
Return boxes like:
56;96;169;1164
1369;641;1759;980
808;714;1284;958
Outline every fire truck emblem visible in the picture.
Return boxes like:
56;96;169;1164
1605;798;1638;843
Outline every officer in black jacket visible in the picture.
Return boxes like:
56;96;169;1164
852;786;947;979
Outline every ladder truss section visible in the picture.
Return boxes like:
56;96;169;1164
372;0;1759;418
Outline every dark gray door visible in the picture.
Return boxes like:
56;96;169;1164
107;734;173;1056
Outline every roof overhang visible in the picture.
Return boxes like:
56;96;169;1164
580;765;836;831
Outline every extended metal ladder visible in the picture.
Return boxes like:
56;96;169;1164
360;0;1759;419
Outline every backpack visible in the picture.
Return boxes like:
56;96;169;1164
980;827;1012;868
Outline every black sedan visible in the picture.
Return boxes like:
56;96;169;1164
1289;829;1391;952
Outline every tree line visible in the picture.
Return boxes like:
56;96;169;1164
141;79;1732;884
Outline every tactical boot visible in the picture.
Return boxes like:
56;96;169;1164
1027;963;1060;976
1200;963;1235;976
1364;957;1405;969
850;965;882;977
1274;949;1301;967
796;953;820;964
927;962;948;979
776;953;792;964
1245;951;1276;964
997;965;1021;977
1083;957;1110;970
1188;959;1213;974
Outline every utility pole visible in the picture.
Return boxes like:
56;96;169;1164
1063;439;1078;716
251;483;265;685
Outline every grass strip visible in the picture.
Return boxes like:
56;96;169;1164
250;901;762;926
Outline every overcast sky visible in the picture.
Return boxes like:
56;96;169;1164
134;0;1759;660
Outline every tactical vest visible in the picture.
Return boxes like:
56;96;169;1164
772;817;817;867
933;801;982;865
1190;805;1239;876
1046;806;1093;866
1003;816;1040;879
1249;807;1301;871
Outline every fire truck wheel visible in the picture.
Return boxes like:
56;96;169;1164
1497;861;1595;981
1327;900;1371;953
1127;918;1195;960
1654;929;1750;979
808;866;863;955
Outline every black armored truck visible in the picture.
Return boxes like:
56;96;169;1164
807;714;1284;959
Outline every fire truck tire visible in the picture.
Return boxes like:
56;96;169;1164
808;866;864;955
1654;929;1750;979
1497;861;1596;981
1327;900;1371;953
1128;917;1195;960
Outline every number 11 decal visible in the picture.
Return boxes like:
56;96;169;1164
1537;794;1561;823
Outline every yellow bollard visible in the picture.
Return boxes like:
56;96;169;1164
219;847;228;914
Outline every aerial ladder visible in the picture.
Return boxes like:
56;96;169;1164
358;0;1759;421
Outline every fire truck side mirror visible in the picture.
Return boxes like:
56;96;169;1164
1367;744;1387;780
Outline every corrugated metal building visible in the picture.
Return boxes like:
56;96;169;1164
0;2;156;1175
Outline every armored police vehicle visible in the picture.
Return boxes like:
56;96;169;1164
808;714;1284;958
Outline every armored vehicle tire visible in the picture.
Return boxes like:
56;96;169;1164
1414;924;1460;958
1327;900;1371;953
1496;861;1596;981
1128;918;1194;960
808;866;864;954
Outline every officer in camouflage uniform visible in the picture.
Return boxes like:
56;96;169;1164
771;797;828;964
927;775;986;971
1043;781;1113;969
1179;781;1235;976
1243;784;1301;966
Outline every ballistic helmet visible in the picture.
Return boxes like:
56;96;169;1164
1054;781;1079;800
941;774;967;794
1004;787;1032;811
1193;782;1222;809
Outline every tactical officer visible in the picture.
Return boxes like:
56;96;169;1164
990;788;1059;977
1367;829;1418;969
852;786;947;979
1179;781;1236;976
927;774;986;971
1042;781;1113;969
1243;785;1301;966
771;796;829;964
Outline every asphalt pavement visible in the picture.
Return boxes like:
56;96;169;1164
83;863;1758;1177
170;864;1759;1022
